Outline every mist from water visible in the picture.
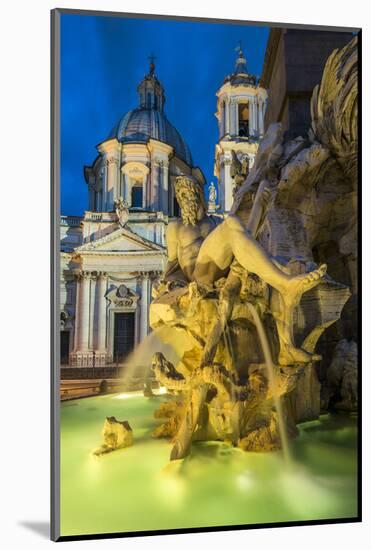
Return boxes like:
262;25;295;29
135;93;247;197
119;323;197;387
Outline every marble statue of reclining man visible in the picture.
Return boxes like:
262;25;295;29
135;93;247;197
163;174;326;366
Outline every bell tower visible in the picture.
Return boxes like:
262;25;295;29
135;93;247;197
214;45;268;212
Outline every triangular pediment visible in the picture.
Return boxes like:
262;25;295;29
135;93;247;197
74;227;165;254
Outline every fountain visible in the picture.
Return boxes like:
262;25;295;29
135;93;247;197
149;36;357;462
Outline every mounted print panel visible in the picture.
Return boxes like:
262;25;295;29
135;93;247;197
51;8;361;542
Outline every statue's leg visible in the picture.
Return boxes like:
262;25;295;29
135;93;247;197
224;216;326;304
194;216;326;362
201;270;241;369
195;216;325;305
271;290;322;365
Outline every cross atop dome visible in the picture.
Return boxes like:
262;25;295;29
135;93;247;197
148;53;156;75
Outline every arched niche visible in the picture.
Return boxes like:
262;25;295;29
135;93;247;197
121;162;149;209
238;102;250;137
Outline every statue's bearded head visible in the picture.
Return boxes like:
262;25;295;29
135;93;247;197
174;175;207;226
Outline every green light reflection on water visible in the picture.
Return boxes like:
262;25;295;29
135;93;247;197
60;393;358;537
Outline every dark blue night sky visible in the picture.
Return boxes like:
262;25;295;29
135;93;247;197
60;13;269;215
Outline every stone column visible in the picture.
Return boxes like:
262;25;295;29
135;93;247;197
235;101;240;136
152;159;160;211
78;271;91;351
225;99;230;135
220;101;225;138
139;272;150;341
88;182;95;211
120;168;127;201
70;271;97;367
258;99;264;136
219;160;225;210
102;164;107;212
224;157;233;212
230;100;237;136
73;274;81;353
249;99;254;136
158;162;163;211
253;98;258;136
118;170;123;198
146;170;151;209
94;272;108;366
97;272;108;351
105;157;118;211
96;190;102;212
89;273;97;350
161;160;169;215
142;173;147;209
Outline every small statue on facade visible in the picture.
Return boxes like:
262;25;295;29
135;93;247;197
207;181;219;213
114;196;129;227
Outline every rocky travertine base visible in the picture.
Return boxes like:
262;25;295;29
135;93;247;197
148;37;357;460
153;400;185;439
288;363;321;423
322;339;357;412
150;271;349;457
94;416;133;455
151;349;302;454
238;413;282;452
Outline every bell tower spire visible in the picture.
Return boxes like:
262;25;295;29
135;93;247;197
235;41;248;74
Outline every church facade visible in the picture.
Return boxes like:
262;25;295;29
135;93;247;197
60;50;266;369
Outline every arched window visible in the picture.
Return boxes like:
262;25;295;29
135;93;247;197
238;102;249;137
131;182;143;208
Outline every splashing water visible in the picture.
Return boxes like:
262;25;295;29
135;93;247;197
246;303;291;464
120;326;195;388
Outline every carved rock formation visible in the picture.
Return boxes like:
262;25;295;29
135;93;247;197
149;37;357;460
94;416;133;455
322;339;358;412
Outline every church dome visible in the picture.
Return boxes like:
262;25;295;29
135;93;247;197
108;107;193;165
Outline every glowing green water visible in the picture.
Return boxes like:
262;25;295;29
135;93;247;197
60;392;358;537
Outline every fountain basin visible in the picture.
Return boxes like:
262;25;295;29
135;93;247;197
60;392;358;537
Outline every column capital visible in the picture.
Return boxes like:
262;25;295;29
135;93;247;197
103;156;119;167
76;270;92;281
150;270;162;280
